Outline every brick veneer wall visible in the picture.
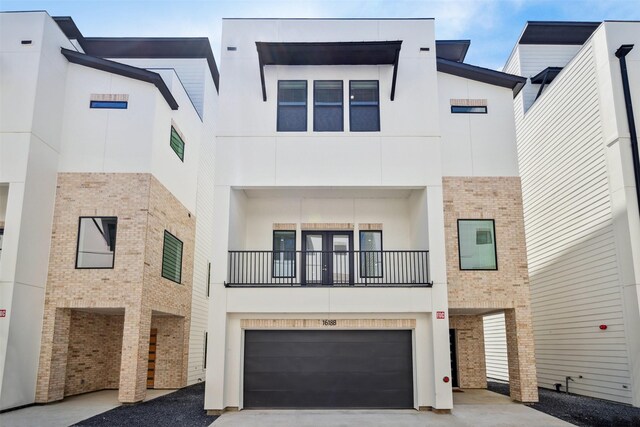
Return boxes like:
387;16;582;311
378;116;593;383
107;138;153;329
443;177;538;402
449;315;487;388
36;173;195;404
151;316;185;389
64;311;124;396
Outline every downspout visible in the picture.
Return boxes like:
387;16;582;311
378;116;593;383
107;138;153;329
615;44;640;217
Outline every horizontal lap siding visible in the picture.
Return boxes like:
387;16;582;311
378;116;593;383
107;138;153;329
483;313;509;382
516;44;632;404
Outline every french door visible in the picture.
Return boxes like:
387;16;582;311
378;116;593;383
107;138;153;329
301;231;353;285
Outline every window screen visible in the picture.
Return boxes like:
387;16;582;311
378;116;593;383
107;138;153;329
273;231;296;278
170;126;185;161
360;230;383;278
162;230;183;283
76;217;117;269
314;81;343;131
350;81;380;131
277;81;307;131
458;220;497;270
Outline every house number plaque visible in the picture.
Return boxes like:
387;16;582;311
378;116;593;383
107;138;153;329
322;319;337;326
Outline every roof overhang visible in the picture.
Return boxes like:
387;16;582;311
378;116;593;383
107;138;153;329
531;66;563;84
61;48;179;110
437;58;526;97
435;40;470;62
255;41;402;101
519;21;600;45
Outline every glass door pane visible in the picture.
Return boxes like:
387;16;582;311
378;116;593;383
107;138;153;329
332;235;350;284
305;234;324;284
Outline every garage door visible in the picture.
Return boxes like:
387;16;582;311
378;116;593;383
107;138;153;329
243;330;413;408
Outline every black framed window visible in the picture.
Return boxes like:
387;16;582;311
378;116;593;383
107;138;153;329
272;230;296;278
207;261;211;297
451;105;487;114
277;81;307;131
170;126;185;161
359;230;383;278
457;219;497;270
314;80;343;131
90;100;128;109
162;230;183;283
350;80;380;132
75;217;117;269
203;331;208;369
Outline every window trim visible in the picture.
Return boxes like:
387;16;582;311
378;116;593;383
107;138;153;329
170;125;185;162
89;100;128;109
349;80;380;132
457;219;498;271
277;80;308;132
272;230;296;279
359;230;384;278
75;216;118;270
313;80;344;132
451;105;488;114
161;230;183;284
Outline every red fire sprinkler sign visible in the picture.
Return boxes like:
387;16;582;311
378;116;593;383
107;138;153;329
0;309;6;318
436;311;445;319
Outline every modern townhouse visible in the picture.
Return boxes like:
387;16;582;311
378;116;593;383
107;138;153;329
505;21;640;406
204;18;537;414
0;11;217;410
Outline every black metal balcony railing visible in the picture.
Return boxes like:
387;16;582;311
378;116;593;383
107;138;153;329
226;250;431;287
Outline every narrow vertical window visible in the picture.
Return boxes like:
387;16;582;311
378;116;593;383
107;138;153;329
277;81;307;131
359;230;383;278
170;126;185;161
162;230;183;283
457;219;497;270
75;217;117;269
207;262;211;297
350;80;380;131
314;80;343;131
203;331;208;369
272;230;296;278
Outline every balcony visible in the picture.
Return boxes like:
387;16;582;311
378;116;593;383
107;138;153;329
226;250;431;287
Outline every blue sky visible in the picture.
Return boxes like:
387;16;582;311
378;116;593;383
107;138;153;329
1;0;639;70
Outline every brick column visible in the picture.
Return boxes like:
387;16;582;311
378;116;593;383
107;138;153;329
505;306;539;402
35;307;71;403
118;307;151;403
450;315;487;388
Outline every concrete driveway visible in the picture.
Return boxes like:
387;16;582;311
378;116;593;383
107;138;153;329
0;389;175;427
211;390;573;427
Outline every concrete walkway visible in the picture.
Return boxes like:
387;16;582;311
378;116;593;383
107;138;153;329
0;389;175;427
211;390;573;427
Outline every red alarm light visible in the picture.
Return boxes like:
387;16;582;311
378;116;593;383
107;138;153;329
599;324;607;330
443;376;450;383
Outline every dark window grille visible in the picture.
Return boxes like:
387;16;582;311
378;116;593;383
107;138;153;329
277;81;307;131
350;81;380;131
162;230;183;283
170;126;185;161
314;80;343;131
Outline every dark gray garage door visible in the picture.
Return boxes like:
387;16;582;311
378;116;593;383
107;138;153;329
243;330;413;408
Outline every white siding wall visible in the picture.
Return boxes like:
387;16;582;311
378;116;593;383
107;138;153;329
516;42;632;404
483;313;509;382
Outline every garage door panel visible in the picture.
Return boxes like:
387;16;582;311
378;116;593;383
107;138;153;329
243;330;414;408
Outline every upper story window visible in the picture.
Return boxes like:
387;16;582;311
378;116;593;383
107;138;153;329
162;230;183;284
314;81;343;132
76;217;117;269
359;230;383;278
170;126;185;162
457;219;497;270
277;81;307;132
350;81;380;132
90;100;128;109
451;105;487;114
272;230;296;278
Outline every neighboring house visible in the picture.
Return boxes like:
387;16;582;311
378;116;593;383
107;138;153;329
0;11;218;410
204;18;537;414
505;21;640;406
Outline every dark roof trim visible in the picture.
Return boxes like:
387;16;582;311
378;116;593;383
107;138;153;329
255;41;402;101
52;16;84;42
519;21;600;45
437;58;526;97
61;48;179;110
531;66;563;84
435;40;470;62
80;38;220;92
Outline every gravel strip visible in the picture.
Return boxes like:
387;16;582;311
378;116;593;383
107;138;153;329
488;381;640;427
73;383;217;427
